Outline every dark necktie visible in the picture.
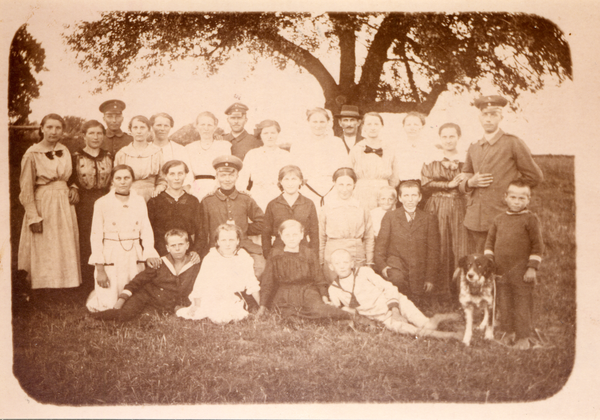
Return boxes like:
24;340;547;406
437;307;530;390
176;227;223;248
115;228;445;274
364;145;383;157
406;211;415;224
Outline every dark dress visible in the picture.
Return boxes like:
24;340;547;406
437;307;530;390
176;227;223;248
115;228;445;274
421;157;469;299
70;148;112;293
260;247;351;319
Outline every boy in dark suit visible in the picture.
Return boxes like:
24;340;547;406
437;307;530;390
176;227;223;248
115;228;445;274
374;181;441;306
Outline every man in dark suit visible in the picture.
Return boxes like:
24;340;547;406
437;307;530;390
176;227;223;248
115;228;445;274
223;102;263;160
374;181;440;305
335;105;363;153
99;99;132;155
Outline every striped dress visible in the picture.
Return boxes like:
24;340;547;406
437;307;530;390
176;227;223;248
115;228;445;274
421;154;469;298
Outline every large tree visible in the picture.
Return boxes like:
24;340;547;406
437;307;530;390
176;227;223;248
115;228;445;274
9;24;46;125
65;12;571;116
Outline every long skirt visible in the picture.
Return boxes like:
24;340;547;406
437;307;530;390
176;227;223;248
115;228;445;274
354;178;390;211
86;238;145;312
18;181;81;289
424;191;469;298
76;188;105;293
176;289;250;324
272;284;351;319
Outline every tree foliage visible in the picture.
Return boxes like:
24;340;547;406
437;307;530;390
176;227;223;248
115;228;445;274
65;12;572;115
9;24;46;125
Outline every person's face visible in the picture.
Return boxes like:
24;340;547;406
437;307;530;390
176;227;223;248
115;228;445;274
84;126;104;150
260;125;279;147
330;252;354;279
339;117;359;135
103;112;124;132
280;225;303;250
217;230;239;257
308;112;329;136
216;169;238;190
335;175;355;200
152;116;172;141
439;127;460;152
280;173;302;195
165;164;187;191
166;235;189;259
227;113;247;133
41;119;63;144
112;169;133;194
196;116;216;138
403;116;424;138
131;119;150;142
378;191;396;211
362;115;383;138
399;186;422;211
479;109;503;134
505;185;531;212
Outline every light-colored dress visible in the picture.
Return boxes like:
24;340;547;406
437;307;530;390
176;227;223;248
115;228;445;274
156;141;195;189
114;143;165;202
391;138;437;183
236;146;292;211
349;140;395;210
291;133;350;207
176;248;260;324
185;140;232;201
86;190;159;312
370;206;389;238
18;142;81;289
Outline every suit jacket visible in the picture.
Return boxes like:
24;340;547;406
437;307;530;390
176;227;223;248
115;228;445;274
374;208;440;295
336;133;364;154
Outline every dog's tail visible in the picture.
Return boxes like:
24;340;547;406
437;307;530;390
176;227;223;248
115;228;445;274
452;267;462;295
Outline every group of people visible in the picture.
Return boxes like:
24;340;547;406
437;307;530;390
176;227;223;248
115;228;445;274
17;94;545;348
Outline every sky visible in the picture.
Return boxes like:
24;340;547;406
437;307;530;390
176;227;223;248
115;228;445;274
7;4;579;155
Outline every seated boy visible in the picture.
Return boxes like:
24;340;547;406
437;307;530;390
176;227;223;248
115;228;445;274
328;249;461;339
374;181;440;305
484;180;544;350
91;229;201;322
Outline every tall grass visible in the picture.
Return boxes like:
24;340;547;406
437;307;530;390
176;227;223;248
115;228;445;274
11;155;575;404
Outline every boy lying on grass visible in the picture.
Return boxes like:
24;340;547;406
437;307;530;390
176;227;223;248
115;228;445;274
91;229;200;322
327;249;463;339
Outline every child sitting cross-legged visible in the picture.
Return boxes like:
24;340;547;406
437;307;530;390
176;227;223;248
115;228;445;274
91;229;201;322
327;249;462;339
177;223;261;324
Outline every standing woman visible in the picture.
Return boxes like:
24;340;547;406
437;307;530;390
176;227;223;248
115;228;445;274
18;113;81;294
69;120;113;296
291;108;349;208
349;112;396;211
86;165;160;312
237;119;292;211
114;116;166;202
185;111;232;201
421;123;469;301
319;167;374;281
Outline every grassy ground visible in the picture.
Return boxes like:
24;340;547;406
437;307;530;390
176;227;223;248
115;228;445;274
11;155;575;405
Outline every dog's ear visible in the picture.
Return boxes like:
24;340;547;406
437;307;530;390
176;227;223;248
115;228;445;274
458;256;469;271
482;255;495;275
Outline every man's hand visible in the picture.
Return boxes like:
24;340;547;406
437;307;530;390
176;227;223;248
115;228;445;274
424;282;434;293
146;258;162;269
189;252;201;265
68;187;79;204
524;267;537;284
29;221;43;233
467;172;493;188
96;268;110;288
113;297;126;310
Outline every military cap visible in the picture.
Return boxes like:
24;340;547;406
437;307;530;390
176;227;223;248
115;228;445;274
473;95;509;111
99;99;126;114
224;102;249;116
335;105;362;119
213;155;243;172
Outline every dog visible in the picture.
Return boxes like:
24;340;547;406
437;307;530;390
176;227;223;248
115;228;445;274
454;254;496;346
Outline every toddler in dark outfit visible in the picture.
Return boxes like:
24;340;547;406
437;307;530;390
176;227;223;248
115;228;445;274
484;180;544;350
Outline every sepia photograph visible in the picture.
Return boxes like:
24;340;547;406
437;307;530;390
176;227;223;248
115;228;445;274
1;0;598;418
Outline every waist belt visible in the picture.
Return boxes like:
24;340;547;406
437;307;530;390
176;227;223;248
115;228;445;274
195;175;216;180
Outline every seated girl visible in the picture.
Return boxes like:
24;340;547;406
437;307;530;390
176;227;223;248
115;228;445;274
256;220;352;320
370;185;397;238
176;224;260;324
328;249;462;339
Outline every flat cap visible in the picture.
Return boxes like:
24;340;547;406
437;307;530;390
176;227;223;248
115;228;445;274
473;95;509;111
213;155;243;171
99;99;126;113
335;105;362;119
224;102;249;115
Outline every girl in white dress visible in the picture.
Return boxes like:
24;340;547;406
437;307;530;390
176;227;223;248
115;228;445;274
86;165;160;312
237;120;292;211
185;112;232;201
177;224;261;324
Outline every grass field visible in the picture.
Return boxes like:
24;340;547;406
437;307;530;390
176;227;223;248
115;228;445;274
10;155;575;405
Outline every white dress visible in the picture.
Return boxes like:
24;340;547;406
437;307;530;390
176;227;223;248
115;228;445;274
86;190;159;312
176;248;260;324
236;146;292;211
114;143;165;202
185;140;232;201
390;138;438;183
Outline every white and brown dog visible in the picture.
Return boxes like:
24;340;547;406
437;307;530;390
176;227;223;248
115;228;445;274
454;254;496;346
